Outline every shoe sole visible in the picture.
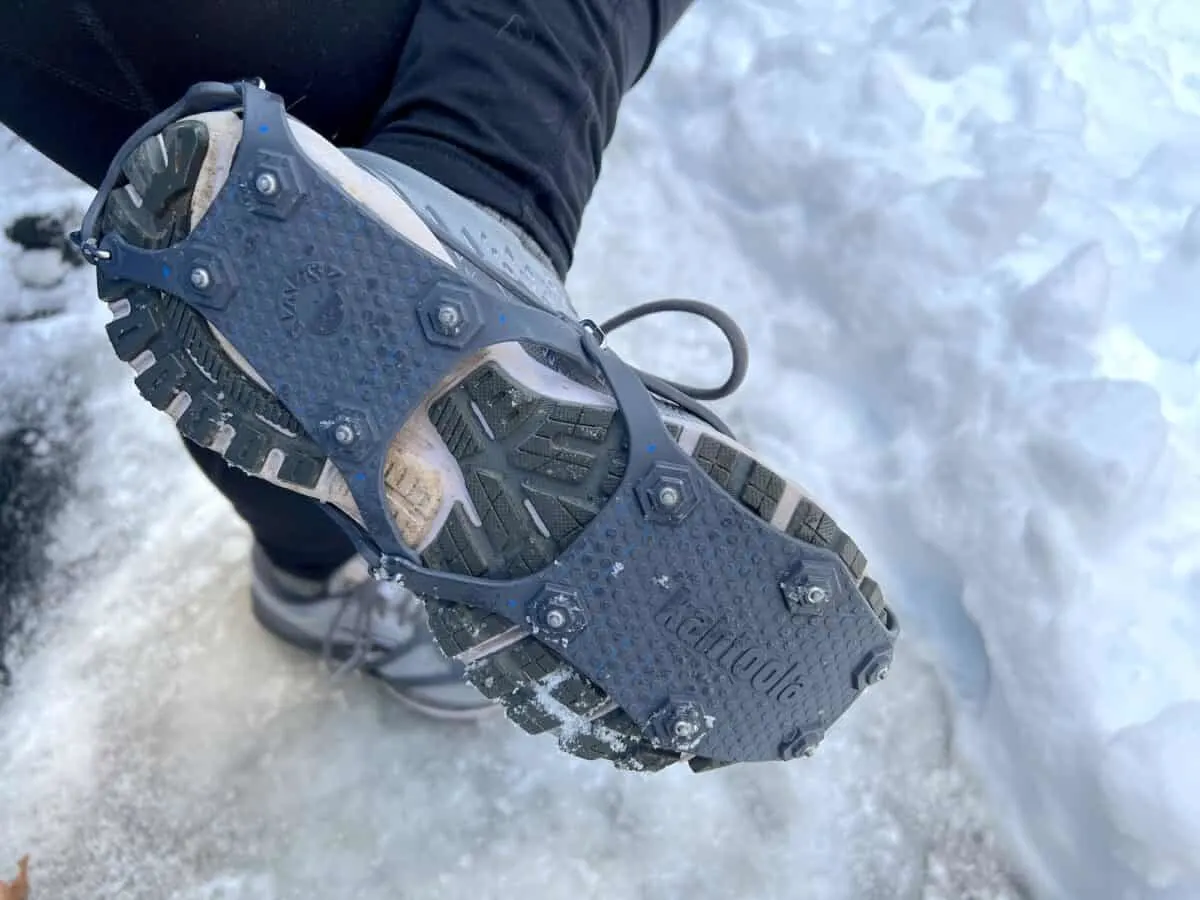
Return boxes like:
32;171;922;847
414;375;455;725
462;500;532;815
93;94;896;771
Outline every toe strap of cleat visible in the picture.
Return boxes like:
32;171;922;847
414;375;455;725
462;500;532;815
81;81;895;764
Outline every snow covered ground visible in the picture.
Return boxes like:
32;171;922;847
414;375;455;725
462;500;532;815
3;1;1200;898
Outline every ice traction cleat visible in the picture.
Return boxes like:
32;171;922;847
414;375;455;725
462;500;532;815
72;80;898;771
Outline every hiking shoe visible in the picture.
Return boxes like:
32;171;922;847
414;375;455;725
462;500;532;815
250;543;494;719
76;80;898;772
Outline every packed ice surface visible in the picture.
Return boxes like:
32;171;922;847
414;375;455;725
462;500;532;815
2;0;1200;897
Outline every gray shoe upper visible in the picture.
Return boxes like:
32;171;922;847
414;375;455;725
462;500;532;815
249;545;495;719
345;147;630;394
344;148;579;322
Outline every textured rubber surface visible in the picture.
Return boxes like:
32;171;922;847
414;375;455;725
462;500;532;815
91;83;898;770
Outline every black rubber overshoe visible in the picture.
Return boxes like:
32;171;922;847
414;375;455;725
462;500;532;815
76;81;898;772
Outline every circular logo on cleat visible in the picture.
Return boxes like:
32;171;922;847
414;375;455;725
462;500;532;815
279;262;347;337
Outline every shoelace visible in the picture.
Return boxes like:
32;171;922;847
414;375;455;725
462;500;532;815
589;298;749;439
322;578;428;680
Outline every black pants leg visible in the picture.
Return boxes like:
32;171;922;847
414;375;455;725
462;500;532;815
0;0;692;577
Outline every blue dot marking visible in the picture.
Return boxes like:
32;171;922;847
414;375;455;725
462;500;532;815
259;124;269;133
647;443;657;453
499;313;507;324
353;473;366;482
508;599;518;608
162;265;172;279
